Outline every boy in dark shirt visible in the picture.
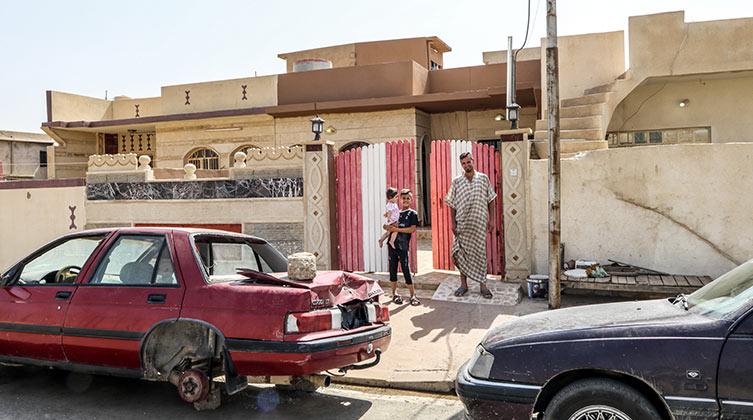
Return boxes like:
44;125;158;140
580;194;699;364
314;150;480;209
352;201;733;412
383;189;420;306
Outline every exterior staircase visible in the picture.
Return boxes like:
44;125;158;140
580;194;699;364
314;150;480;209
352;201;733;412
533;71;633;158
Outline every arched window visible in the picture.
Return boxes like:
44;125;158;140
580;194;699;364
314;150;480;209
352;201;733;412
339;141;370;153
185;147;220;170
229;144;261;166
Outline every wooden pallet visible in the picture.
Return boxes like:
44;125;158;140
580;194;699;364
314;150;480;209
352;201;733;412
560;274;714;299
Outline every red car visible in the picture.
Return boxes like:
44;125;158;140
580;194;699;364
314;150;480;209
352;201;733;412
0;228;390;408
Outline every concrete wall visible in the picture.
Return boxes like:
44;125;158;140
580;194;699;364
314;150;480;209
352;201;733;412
48;91;112;123
0;140;48;178
112;96;162;120
608;74;753;143
161;75;278;115
0;182;86;272
529;144;753;278
155;114;276;168
629;12;753;81
48;130;97;179
482;47;541;65
430;108;537;141
540;31;625;107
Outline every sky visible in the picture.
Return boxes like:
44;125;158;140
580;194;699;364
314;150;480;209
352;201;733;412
2;0;752;134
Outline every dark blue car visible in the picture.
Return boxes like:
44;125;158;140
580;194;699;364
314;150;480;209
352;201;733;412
457;259;753;420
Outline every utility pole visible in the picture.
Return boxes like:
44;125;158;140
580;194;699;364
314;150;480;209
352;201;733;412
546;0;562;309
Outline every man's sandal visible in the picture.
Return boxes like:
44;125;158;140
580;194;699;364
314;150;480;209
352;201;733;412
410;296;421;306
454;287;468;297
481;288;493;299
392;295;403;304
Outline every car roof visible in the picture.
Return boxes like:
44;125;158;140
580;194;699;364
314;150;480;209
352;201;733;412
66;227;265;241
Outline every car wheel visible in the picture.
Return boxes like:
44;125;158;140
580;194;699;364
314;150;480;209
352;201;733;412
543;378;661;420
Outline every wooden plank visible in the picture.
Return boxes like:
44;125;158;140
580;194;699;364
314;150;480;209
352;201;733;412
355;148;363;271
674;275;689;287
615;276;627;285
636;275;650;286
648;275;663;286
625;276;636;285
685;275;703;287
431;141;439;269
661;275;677;286
700;276;714;285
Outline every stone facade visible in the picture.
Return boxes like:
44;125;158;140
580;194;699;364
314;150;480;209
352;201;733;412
244;222;304;258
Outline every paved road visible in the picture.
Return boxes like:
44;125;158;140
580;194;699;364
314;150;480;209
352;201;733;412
0;365;465;419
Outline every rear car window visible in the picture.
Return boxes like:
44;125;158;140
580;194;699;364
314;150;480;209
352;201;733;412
192;235;287;283
89;234;178;286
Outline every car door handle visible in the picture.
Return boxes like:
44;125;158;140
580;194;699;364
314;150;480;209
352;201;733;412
147;294;166;304
55;291;72;300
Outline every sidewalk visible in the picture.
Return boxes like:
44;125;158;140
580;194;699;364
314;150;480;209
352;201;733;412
332;238;626;393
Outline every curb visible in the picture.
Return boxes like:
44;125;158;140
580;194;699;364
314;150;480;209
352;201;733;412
330;375;455;394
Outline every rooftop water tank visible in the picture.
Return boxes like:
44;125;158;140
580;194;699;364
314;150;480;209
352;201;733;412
293;58;333;72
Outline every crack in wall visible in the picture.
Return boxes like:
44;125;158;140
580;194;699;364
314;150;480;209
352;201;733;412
615;194;740;266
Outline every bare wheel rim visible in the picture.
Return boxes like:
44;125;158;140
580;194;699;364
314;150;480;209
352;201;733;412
568;405;632;420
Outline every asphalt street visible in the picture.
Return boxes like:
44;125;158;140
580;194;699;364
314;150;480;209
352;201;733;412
0;365;465;419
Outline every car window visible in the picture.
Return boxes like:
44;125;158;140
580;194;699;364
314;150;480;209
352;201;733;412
16;235;107;285
192;235;287;283
89;235;176;286
688;258;753;318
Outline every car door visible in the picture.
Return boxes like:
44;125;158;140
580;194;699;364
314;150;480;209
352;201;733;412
62;232;185;370
0;233;109;362
718;309;753;418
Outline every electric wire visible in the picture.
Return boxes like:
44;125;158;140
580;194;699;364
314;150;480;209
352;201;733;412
514;0;533;59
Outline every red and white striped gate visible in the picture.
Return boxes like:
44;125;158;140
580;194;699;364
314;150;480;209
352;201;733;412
335;139;417;273
430;140;504;275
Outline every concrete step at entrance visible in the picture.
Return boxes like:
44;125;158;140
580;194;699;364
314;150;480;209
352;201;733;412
560;103;606;118
561;92;613;107
535;115;602;131
532;139;608;159
534;128;603;141
416;227;431;239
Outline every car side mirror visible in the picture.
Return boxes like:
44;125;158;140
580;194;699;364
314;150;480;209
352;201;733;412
0;274;9;287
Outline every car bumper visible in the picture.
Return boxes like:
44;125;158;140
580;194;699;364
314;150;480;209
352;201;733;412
226;325;391;376
456;361;539;420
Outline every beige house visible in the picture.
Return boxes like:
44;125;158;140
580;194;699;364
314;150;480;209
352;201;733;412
0;130;54;180
31;11;753;280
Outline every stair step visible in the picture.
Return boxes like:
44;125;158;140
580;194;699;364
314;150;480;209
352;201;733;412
534;128;603;141
584;81;617;95
535;115;602;131
561;92;612;107
532;140;608;159
561;103;607;118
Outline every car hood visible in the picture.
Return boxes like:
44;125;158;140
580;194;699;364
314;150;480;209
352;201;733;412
238;270;383;307
481;299;722;348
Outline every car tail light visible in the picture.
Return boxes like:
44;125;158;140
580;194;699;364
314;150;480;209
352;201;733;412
285;303;390;334
286;310;340;334
367;303;389;323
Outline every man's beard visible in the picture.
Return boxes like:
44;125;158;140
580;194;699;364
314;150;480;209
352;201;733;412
464;167;473;173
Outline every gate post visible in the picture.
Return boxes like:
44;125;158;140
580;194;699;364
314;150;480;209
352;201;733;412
302;140;339;269
497;129;533;282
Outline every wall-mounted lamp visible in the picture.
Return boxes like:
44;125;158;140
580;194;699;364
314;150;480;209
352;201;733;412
494;113;506;121
506;104;520;129
679;99;690;108
325;125;337;134
311;115;325;141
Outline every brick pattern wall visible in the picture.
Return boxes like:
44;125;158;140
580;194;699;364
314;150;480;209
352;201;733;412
244;222;304;258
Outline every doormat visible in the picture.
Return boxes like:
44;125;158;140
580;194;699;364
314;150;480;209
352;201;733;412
432;277;522;306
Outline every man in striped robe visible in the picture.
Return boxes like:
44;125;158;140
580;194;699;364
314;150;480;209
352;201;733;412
444;152;497;299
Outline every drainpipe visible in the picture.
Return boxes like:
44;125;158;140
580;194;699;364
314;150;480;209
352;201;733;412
546;0;561;310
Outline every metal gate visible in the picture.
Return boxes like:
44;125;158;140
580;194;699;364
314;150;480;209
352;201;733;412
430;140;504;275
335;139;417;273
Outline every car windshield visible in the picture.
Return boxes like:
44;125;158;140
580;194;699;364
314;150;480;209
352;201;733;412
192;234;288;283
686;258;753;318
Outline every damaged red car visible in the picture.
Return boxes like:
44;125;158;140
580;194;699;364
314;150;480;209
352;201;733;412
0;228;390;408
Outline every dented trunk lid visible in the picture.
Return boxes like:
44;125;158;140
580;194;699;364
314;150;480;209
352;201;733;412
237;270;383;308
